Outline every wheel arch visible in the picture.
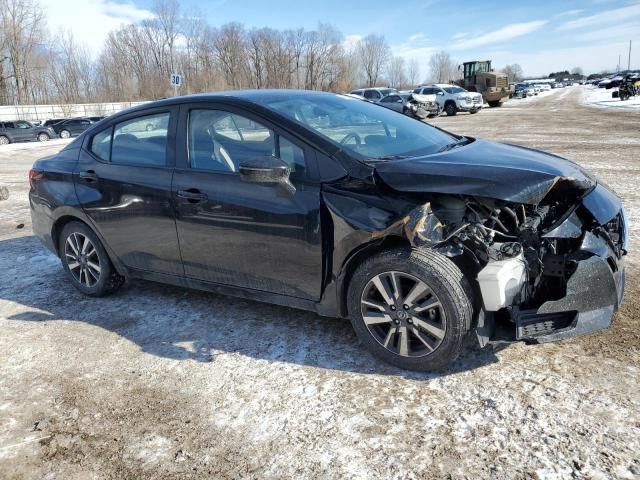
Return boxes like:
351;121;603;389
337;235;411;318
51;213;127;276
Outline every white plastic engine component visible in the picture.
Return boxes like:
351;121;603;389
477;255;526;311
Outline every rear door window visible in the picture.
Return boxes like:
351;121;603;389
88;112;170;166
112;113;170;166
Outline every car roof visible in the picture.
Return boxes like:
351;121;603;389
109;89;363;120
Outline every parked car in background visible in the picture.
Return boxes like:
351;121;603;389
513;84;528;98
525;85;537;96
29;90;627;371
539;84;551;92
350;87;400;103
0;120;56;145
52;118;93;138
84;116;106;123
43;118;67;127
379;93;441;119
413;84;483;116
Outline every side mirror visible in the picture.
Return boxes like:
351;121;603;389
239;156;296;194
239;156;289;183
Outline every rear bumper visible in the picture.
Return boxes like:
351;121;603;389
29;192;57;255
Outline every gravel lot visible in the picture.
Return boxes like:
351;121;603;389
1;88;639;480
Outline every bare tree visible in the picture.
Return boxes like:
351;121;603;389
386;56;406;89
357;34;390;87
212;22;248;89
0;0;46;103
407;58;420;87
428;50;457;84
502;63;524;83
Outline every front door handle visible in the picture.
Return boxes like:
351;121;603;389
177;189;208;202
79;170;98;182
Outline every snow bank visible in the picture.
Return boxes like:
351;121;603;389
582;85;640;110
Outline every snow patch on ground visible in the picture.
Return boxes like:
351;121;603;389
502;87;561;107
582;85;640;110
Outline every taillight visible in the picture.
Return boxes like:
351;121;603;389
29;169;42;189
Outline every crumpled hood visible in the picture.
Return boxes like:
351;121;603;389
373;139;596;204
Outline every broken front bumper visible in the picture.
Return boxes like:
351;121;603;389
493;184;627;344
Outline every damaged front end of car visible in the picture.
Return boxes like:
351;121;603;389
383;184;626;346
324;141;627;348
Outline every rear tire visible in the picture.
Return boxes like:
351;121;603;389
59;221;124;297
347;248;473;371
60;130;71;139
444;102;457;116
488;100;502;107
0;135;9;145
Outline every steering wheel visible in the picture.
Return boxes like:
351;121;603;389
340;132;362;146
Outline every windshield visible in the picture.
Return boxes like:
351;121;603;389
378;88;398;96
443;86;466;94
256;93;457;160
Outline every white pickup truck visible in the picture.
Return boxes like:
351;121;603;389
413;84;483;116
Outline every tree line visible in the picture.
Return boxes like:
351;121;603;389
0;0;531;106
0;0;427;105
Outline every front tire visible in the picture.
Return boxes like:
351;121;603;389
60;130;71;139
347;248;473;371
59;221;124;297
37;132;50;142
488;100;502;107
444;102;457;116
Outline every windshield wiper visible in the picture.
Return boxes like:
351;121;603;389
368;154;408;161
438;136;470;152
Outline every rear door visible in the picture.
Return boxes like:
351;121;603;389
74;119;92;135
172;103;323;300
3;122;19;141
76;106;183;276
14;121;35;141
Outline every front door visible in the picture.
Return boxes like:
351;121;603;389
76;106;183;276
172;104;323;300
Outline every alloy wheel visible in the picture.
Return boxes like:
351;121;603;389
360;271;447;358
38;133;49;142
0;136;8;145
64;232;101;287
60;130;70;139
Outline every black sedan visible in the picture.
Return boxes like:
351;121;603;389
29;90;627;371
0;120;56;144
52;118;93;139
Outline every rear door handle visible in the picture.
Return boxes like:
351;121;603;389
79;170;98;182
177;189;208;202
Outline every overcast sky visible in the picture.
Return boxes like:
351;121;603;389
41;0;639;78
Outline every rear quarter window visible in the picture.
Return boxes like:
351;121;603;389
90;128;112;161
